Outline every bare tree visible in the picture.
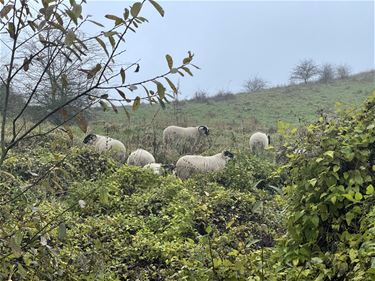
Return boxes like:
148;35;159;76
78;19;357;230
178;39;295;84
336;64;351;79
0;0;197;167
17;29;102;123
243;76;268;93
319;63;335;83
290;59;319;84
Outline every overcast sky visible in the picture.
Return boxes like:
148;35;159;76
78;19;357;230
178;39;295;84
84;0;374;99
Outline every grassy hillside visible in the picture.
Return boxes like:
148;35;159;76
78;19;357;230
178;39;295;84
89;71;374;159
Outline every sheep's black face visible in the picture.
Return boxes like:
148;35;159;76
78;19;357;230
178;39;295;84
83;134;97;144
162;163;175;171
198;125;209;136
223;150;234;160
268;135;271;145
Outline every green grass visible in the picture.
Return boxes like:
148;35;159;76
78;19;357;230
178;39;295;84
87;71;374;159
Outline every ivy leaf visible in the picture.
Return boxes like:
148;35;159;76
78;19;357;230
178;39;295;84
366;184;374;195
323;151;334;158
149;0;164;17
308;178;317;187
354;192;363;201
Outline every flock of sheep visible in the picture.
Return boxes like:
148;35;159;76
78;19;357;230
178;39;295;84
82;125;271;179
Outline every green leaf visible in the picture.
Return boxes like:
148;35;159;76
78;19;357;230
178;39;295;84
95;37;109;57
153;81;166;99
149;0;164;17
181;66;193;76
183;56;192;65
165;54;173;70
123;106;131;120
7;22;15;39
165;77;177;94
0;5;13;18
64;30;76;46
65;9;78;25
120;68;126;84
72;4;82;18
366;184;374;195
116;89;131;102
108;35;116;49
87;63;102;79
354;192;363;201
58;223;67;241
105;14;124;26
308;178;317;187
323;151;334;158
108;100;118;113
132;96;141;111
346;212;355;225
123;8;130;20
205;225;212;234
130;2;142;17
88;19;104;27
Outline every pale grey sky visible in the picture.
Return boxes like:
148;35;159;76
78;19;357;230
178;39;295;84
84;0;374;99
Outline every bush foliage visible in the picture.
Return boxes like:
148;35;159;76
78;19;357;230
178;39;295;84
0;92;374;280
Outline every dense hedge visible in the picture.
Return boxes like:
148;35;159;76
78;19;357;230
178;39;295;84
274;91;375;280
0;92;374;280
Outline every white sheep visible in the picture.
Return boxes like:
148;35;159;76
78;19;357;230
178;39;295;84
126;149;156;167
175;150;234;179
249;132;270;153
142;163;175;176
83;134;126;162
163;125;210;154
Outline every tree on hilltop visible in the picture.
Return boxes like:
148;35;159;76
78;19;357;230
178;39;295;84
290;59;319;84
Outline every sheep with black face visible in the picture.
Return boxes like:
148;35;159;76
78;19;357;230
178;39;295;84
83;134;126;163
175;150;234;179
163;125;210;154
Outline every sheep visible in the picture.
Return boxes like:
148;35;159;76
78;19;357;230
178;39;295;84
175;150;234;179
163;125;210;154
142;163;175;176
249;132;270;153
83;134;126;163
126;149;156;167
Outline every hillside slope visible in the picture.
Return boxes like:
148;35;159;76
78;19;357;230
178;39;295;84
99;71;374;129
91;71;374;156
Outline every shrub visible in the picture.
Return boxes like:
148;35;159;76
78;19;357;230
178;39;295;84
276;91;375;280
